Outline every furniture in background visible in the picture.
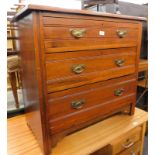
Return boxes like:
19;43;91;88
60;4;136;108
7;23;19;56
138;59;148;88
7;108;148;155
82;0;120;13
7;22;20;109
137;59;148;111
14;5;145;155
7;0;25;22
7;56;20;108
7;1;26;111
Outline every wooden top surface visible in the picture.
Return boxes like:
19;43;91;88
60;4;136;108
8;108;147;155
13;4;147;21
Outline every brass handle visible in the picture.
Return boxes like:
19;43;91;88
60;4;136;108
122;139;134;149
71;99;85;109
70;28;86;38
114;88;124;96
117;30;127;38
115;59;125;67
72;64;85;74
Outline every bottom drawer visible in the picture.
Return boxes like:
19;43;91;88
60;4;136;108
48;75;137;134
119;141;141;155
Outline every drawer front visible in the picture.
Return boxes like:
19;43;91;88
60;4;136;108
48;75;136;134
43;26;138;40
118;141;141;155
111;127;141;155
46;48;136;92
42;16;139;52
43;16;139;28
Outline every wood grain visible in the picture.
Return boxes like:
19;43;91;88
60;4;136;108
140;122;147;155
47;67;136;93
7;108;148;155
44;41;137;53
45;48;136;92
13;4;147;22
18;12;51;154
47;76;136;119
42;16;140;28
138;59;148;72
18;13;45;151
43;26;138;39
118;141;141;155
45;47;135;60
49;95;135;134
111;126;141;154
46;49;136;79
44;38;138;52
15;7;144;154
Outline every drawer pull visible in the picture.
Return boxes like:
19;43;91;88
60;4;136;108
70;28;86;38
114;88;124;96
71;100;85;109
115;59;125;67
72;64;85;74
122;139;134;148
117;30;127;38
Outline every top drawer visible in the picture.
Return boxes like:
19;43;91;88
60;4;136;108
42;16;139;52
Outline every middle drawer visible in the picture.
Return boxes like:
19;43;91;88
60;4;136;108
45;47;136;93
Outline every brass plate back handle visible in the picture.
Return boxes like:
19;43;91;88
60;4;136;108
122;139;134;148
114;88;124;96
70;28;86;38
117;30;127;38
72;64;85;74
71;99;85;109
115;59;125;67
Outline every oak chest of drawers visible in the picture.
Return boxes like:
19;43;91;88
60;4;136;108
14;4;146;155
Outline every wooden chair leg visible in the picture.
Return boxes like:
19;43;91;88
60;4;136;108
16;71;20;88
17;71;22;88
8;72;19;108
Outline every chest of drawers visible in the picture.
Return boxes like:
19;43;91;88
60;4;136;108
14;4;146;155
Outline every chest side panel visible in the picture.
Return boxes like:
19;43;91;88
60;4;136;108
18;12;50;154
